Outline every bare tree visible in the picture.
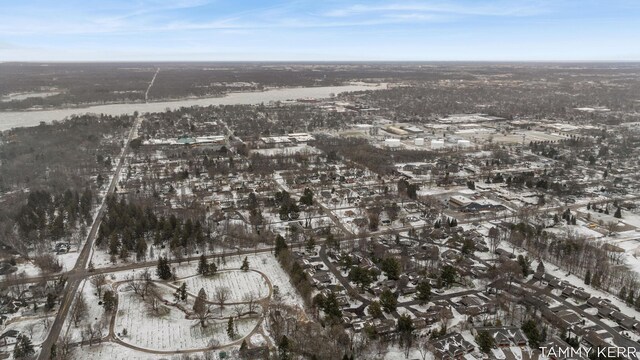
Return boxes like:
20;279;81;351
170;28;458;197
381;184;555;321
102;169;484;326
6;272;29;299
130;279;145;299
71;292;88;327
24;322;37;339
438;308;450;332
55;333;73;360
145;287;163;314
33;253;63;274
488;227;501;259
90;274;107;298
83;321;104;346
130;271;153;300
215;287;230;311
233;303;246;318
416;337;430;360
243;292;258;314
499;260;523;287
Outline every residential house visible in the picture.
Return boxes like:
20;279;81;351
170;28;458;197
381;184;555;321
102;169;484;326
430;332;475;360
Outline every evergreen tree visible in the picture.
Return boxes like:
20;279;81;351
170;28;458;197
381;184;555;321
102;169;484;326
197;254;209;275
620;286;627;300
415;280;431;305
275;234;288;256
135;237;147;261
305;236;316;253
193;288;209;327
108;235;120;255
103;290;116;312
368;300;383;318
208;262;218;275
45;293;57;311
300;188;314;206
173;283;188;302
322;291;342;320
156;256;172;280
240;257;250;271
397;313;414;334
278;335;290;360
227;317;235;339
461;238;475;255
614;207;622;219
476;331;495;353
348;266;373;290
380;289;397;313
440;265;457;288
521;319;541;347
13;334;35;359
592;272;601;288
585;270;591;285
240;339;248;357
381;257;400;280
517;255;531;276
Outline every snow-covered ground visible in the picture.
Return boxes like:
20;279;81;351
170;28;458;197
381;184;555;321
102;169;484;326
115;286;259;351
1;314;54;347
216;253;307;309
69;341;162;360
177;270;270;302
62;278;110;343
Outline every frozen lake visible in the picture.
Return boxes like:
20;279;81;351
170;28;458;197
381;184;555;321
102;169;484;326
0;83;386;131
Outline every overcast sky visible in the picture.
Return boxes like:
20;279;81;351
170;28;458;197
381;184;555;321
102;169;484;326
1;0;639;61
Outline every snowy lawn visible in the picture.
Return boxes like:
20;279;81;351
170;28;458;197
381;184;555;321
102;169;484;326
70;342;162;360
115;288;259;351
203;253;307;309
176;270;270;302
62;278;111;343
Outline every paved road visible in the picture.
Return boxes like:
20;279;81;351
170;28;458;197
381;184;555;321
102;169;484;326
38;116;142;360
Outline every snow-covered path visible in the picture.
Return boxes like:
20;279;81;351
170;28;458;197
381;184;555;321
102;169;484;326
144;68;160;103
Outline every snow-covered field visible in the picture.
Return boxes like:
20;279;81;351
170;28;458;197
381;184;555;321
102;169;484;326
223;253;307;308
115;287;259;351
177;270;270;302
70;342;160;360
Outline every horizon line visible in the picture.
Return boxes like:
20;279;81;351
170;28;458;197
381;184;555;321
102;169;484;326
3;60;640;64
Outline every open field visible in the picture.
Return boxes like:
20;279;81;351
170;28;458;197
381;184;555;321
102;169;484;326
115;286;260;351
177;270;270;302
